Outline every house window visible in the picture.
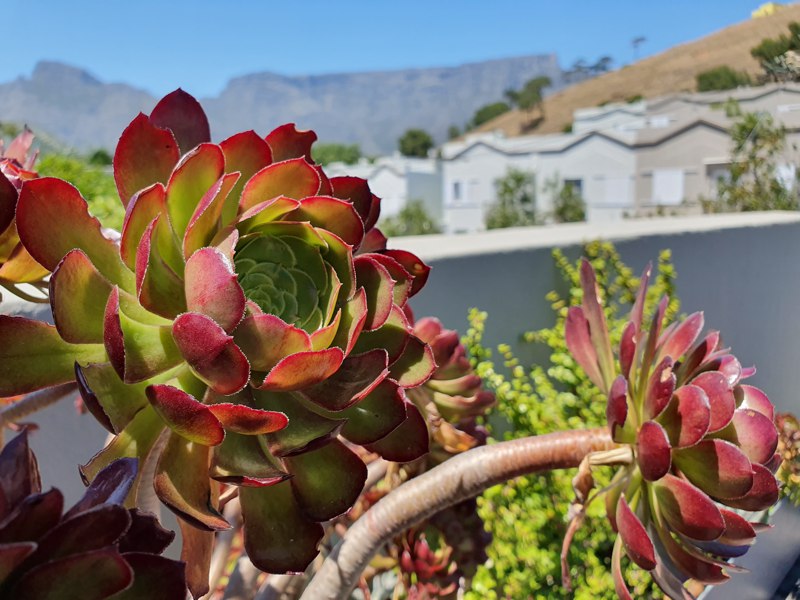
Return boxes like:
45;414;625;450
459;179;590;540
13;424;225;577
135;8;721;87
452;181;462;203
564;178;583;195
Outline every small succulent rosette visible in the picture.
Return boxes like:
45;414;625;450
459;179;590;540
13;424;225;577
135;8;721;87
408;316;495;459
0;432;185;599
0;90;437;593
566;259;780;599
0;128;48;298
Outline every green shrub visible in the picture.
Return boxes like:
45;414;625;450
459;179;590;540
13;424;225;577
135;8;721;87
696;66;751;92
464;242;677;599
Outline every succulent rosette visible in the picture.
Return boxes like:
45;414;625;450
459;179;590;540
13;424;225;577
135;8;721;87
566;259;780;599
408;316;495;459
0;432;185;599
0;128;48;299
0;90;435;591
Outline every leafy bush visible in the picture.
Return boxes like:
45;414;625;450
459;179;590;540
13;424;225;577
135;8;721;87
485;168;537;229
380;199;441;236
464;242;676;599
696;66;751;92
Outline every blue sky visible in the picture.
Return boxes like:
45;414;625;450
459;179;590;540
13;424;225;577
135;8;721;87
3;1;775;97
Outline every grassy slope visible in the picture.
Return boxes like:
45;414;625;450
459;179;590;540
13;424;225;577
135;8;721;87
477;4;800;136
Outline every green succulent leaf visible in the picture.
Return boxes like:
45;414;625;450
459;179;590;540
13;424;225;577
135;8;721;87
219;131;273;222
166;143;225;239
284;439;367;521
0;316;106;396
16;178;135;291
154;433;229;531
239;158;320;211
240;482;324;574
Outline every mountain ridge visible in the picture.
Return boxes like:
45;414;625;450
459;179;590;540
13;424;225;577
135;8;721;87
0;54;571;154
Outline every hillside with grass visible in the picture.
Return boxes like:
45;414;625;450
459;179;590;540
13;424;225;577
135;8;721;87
477;3;800;136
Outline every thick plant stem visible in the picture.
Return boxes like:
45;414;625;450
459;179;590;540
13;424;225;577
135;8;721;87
300;428;615;600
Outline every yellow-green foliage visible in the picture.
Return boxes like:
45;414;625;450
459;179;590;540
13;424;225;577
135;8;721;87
37;154;124;230
464;242;677;599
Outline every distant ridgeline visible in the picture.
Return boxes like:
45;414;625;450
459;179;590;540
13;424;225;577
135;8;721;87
0;57;579;155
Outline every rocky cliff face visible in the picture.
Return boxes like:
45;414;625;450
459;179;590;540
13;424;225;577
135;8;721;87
0;55;569;154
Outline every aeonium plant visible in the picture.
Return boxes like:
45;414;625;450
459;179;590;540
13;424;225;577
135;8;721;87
0;89;437;596
565;259;780;599
0;432;185;599
0;127;49;302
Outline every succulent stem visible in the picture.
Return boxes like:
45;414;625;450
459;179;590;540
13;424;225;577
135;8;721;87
300;427;616;600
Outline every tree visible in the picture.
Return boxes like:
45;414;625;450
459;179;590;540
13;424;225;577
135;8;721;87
311;142;361;166
447;124;461;140
469;101;511;129
87;148;113;165
544;175;586;223
505;76;552;125
398;128;434;157
380;199;441;236
751;22;800;81
706;111;799;212
591;55;613;74
485;167;537;229
696;66;751;92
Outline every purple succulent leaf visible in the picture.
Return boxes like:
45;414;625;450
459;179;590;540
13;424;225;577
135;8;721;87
690;372;735;433
23;504;131;568
110;552;187;600
184;247;245;333
654;524;730;585
611;536;634;600
657;384;711;448
0;489;63;544
656;312;704;364
672;439;753;499
616;494;657;570
607;375;629;442
579;259;615;391
636;420;672;481
713;409;778;465
64;458;138;519
644;357;676;421
0;433;40;518
11;547;134;600
629;262;652;332
113;113;179;207
0;542;37;582
565;306;605;390
149;89;211;155
299;349;389;411
146;385;224;446
734;385;774;420
172;312;250;395
722;464;779;511
117;509;175;555
653;474;724;541
619;321;636;379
